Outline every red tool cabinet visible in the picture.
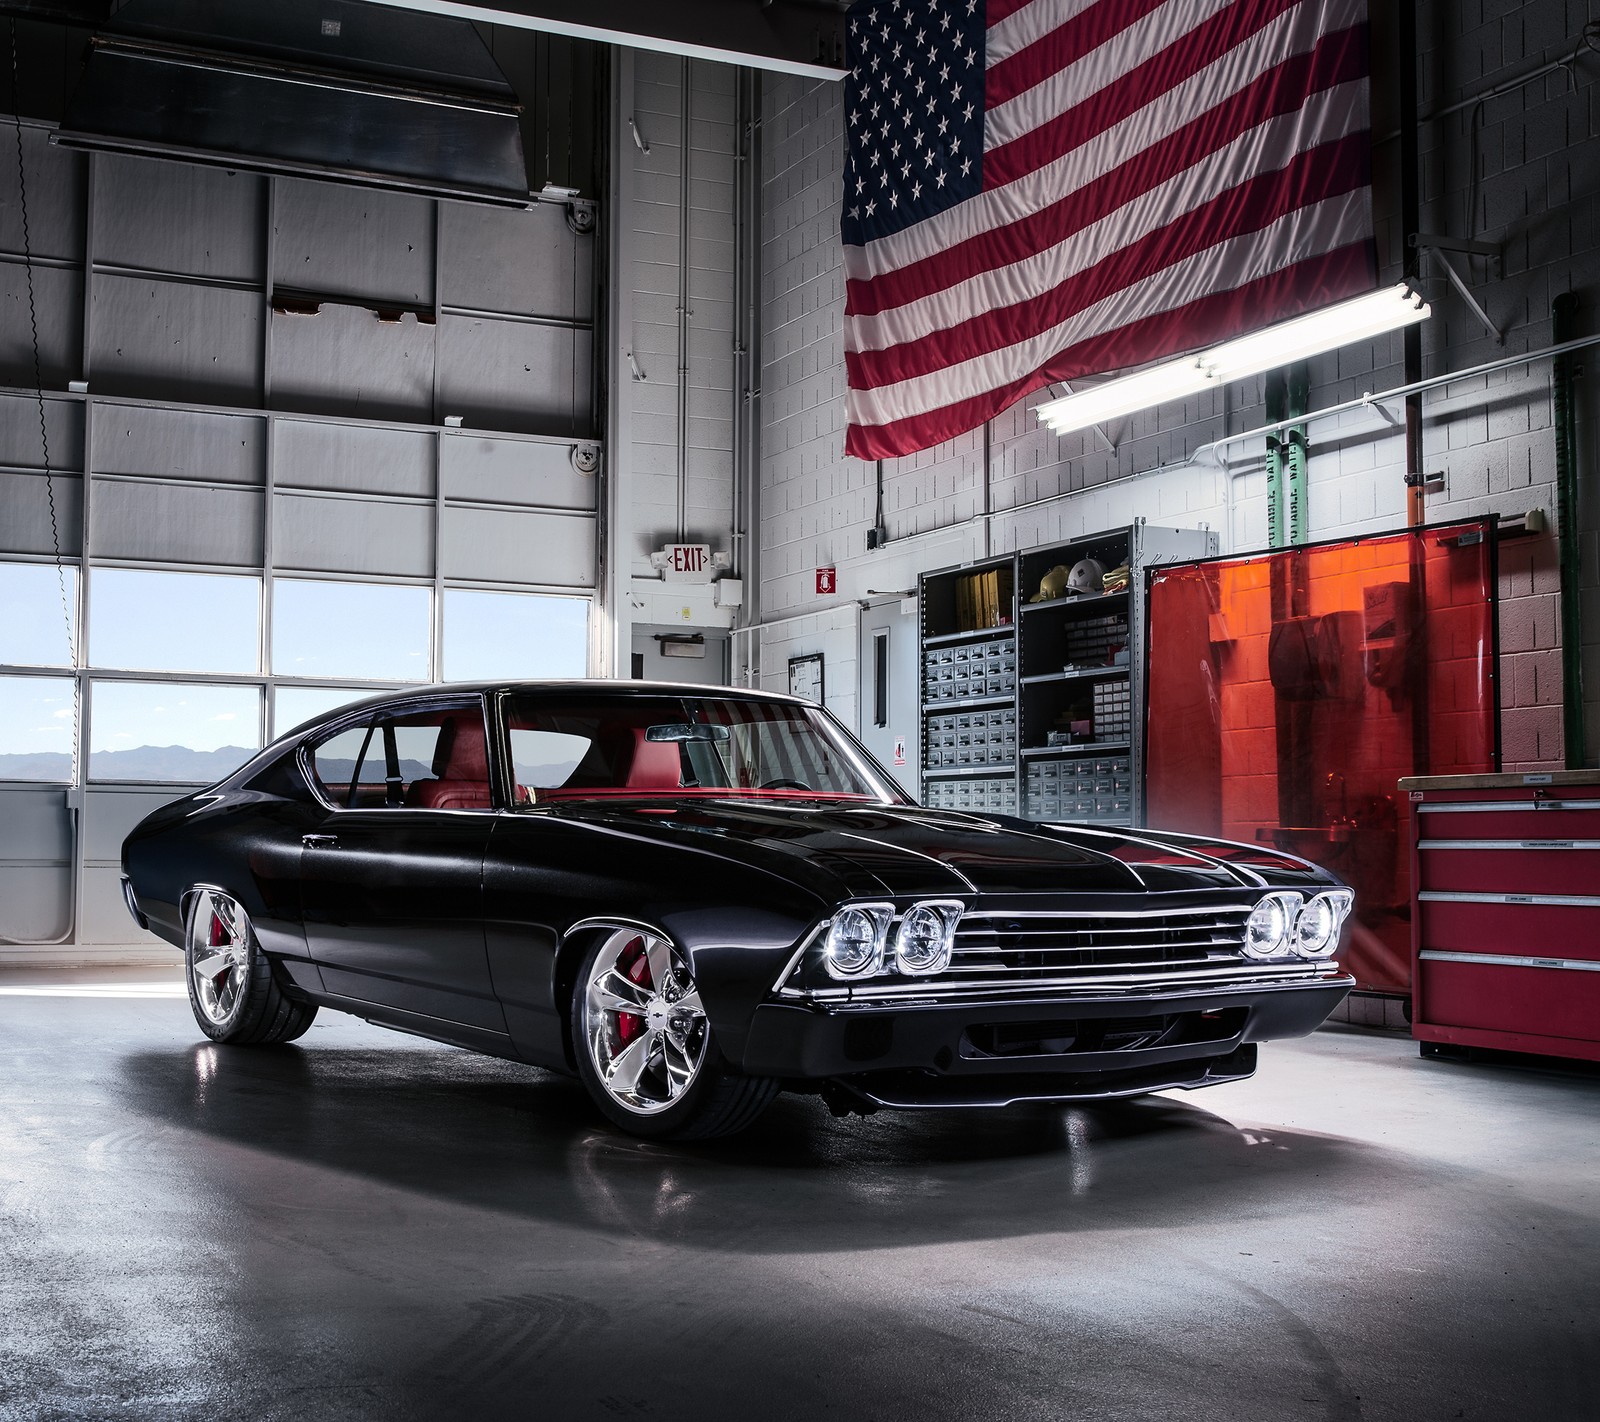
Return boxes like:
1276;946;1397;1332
1402;771;1600;1063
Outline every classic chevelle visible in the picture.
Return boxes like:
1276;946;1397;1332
121;682;1354;1138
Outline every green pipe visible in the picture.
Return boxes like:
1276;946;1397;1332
1552;294;1587;768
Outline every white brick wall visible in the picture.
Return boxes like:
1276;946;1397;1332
755;2;1600;767
622;53;739;577
754;607;861;732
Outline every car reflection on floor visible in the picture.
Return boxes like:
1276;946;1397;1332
126;1028;1381;1255
4;996;1595;1422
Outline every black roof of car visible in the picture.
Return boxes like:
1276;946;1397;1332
275;678;813;743
317;679;808;718
232;680;821;790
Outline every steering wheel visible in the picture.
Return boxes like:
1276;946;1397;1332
759;778;812;791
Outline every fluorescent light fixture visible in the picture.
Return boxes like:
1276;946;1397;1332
1036;285;1430;437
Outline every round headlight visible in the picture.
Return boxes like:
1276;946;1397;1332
824;905;890;979
1294;890;1352;958
1244;892;1301;959
895;902;957;976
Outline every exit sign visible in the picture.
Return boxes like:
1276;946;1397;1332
659;543;713;583
816;566;837;595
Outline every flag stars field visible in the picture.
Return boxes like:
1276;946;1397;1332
840;0;1378;460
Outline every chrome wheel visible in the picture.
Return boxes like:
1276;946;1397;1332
187;889;251;1029
581;928;709;1116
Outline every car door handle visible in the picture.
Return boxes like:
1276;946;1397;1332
302;834;339;849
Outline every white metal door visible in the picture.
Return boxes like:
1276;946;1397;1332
631;628;730;685
858;602;918;798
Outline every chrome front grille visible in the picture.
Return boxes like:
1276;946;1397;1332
774;900;1333;1002
945;905;1253;982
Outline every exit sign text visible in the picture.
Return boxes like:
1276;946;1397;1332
660;544;713;583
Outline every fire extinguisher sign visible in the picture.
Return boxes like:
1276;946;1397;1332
815;567;836;595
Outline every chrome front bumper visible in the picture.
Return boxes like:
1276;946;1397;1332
740;967;1354;1101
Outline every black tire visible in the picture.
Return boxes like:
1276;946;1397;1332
184;888;318;1046
570;928;780;1141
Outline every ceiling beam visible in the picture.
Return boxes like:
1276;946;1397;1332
359;0;848;79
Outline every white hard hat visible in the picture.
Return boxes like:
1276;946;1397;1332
1066;558;1106;596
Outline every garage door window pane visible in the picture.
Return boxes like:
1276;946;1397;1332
274;685;376;739
0;676;76;781
90;569;260;674
0;563;79;668
89;681;261;783
273;580;430;681
443;590;587;680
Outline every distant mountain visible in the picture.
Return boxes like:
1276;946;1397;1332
0;751;74;781
1;746;466;787
84;745;259;782
0;745;266;785
316;757;434;786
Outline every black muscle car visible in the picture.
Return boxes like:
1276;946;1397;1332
121;681;1355;1139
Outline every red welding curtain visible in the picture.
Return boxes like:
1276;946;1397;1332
1144;522;1497;993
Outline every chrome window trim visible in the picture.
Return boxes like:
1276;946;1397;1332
298;691;501;817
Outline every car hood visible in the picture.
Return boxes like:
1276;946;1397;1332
542;797;1333;901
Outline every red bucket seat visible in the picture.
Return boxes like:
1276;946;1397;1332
405;714;491;810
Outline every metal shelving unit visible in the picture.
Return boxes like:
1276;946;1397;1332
917;521;1216;823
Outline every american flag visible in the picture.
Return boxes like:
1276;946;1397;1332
841;0;1376;459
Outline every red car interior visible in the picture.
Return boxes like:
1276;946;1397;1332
618;728;682;789
404;713;493;810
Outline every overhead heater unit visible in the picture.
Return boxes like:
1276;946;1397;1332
53;0;531;206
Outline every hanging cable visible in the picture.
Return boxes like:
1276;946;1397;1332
5;17;80;946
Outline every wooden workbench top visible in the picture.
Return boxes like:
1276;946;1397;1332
1398;769;1600;790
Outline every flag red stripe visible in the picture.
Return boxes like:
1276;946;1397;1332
846;25;1365;319
985;0;1304;189
986;0;1170;110
844;243;1375;459
847;133;1369;390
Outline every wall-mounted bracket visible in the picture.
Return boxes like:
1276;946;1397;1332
1412;234;1504;344
1411;232;1503;275
1403;469;1447;495
1498;508;1546;539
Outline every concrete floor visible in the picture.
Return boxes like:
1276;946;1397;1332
1;974;1596;1422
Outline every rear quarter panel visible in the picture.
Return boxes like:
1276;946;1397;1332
122;790;317;968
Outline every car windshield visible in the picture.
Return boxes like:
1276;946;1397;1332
503;693;907;804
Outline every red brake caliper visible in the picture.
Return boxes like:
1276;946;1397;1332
614;936;651;1047
205;907;231;989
